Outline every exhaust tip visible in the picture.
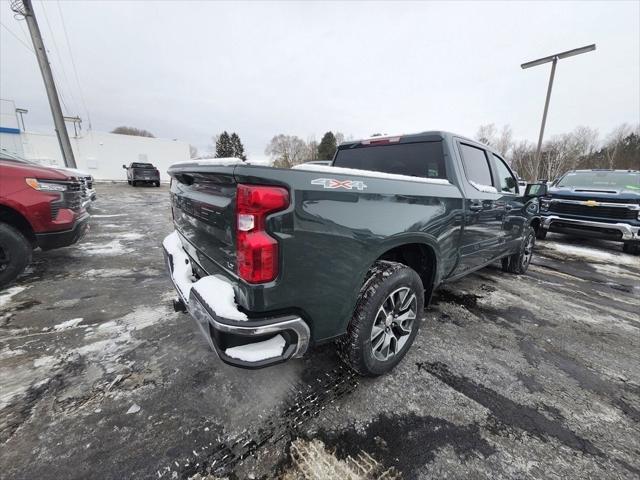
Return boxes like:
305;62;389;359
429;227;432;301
172;298;187;313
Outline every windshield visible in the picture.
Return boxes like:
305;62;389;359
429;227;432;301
333;141;446;179
132;162;154;168
556;171;640;191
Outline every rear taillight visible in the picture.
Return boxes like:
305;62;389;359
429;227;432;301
236;184;289;283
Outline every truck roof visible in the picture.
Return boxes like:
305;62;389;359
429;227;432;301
567;169;640;173
339;130;491;152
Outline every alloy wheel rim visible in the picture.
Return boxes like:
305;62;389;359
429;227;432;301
370;286;417;361
521;234;534;268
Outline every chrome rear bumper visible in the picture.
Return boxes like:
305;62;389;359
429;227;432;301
163;242;310;369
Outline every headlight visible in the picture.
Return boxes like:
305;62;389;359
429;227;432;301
540;197;551;212
25;178;68;192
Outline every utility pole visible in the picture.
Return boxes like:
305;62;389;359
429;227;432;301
521;44;595;180
11;0;77;168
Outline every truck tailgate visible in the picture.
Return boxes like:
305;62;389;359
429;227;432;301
169;165;238;276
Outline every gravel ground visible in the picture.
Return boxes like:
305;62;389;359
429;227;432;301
1;183;638;479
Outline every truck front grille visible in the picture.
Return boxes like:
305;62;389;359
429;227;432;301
549;202;638;220
50;181;83;218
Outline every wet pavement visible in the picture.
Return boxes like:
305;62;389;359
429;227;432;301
1;183;639;479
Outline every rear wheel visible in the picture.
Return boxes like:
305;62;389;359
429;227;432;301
623;242;640;255
338;261;424;376
132;181;137;187
127;180;131;185
502;226;535;274
0;223;32;288
155;181;160;187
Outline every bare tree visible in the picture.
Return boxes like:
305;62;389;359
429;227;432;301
306;136;319;162
475;124;513;157
604;123;633;169
111;126;155;138
265;135;309;168
510;140;537;181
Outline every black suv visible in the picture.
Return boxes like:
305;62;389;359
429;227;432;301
538;169;640;254
123;162;160;187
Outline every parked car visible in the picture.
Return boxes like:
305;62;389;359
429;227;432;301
162;131;541;375
0;154;89;287
0;151;97;208
536;169;640;254
56;167;97;208
123;162;160;187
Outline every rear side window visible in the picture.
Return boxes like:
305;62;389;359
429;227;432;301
459;144;493;187
333;141;446;179
493;154;518;194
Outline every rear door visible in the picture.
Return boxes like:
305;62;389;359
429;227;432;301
453;141;504;273
489;153;527;251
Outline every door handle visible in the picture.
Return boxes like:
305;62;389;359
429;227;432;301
469;203;483;211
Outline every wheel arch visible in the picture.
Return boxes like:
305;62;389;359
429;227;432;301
0;204;36;244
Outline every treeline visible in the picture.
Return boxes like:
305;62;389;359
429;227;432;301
265;131;346;168
476;123;639;182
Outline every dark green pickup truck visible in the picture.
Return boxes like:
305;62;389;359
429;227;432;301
163;131;541;375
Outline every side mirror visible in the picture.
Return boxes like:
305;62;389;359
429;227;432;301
122;165;127;169
525;182;548;198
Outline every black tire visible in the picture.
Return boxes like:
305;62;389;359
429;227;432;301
502;226;535;274
338;260;424;376
0;223;32;289
623;242;640;255
132;181;137;187
127;180;131;185
535;227;547;240
155;181;160;187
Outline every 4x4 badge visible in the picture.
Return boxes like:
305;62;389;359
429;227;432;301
311;178;367;191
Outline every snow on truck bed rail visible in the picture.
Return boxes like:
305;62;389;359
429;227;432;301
291;164;452;185
162;231;247;321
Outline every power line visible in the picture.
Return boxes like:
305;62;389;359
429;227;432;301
38;0;79;115
56;0;92;130
1;21;35;53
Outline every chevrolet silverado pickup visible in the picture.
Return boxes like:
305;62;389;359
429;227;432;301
0;154;89;287
123;162;161;187
163;131;541;376
537;169;640;254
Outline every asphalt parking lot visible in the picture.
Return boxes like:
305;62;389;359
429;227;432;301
1;183;639;479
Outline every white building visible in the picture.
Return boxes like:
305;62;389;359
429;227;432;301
0;99;189;182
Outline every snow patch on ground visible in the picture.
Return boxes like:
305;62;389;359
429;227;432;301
80;268;133;278
292;163;452;185
91;214;128;218
118;232;145;241
543;242;640;267
0;286;28;308
53;318;84;331
225;334;286;362
33;356;59;368
78;240;133;255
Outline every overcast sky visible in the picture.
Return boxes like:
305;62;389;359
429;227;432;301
1;0;638;161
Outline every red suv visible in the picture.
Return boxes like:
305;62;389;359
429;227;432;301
0;154;90;287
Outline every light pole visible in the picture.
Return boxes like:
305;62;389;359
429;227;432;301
10;0;78;168
522;44;595;179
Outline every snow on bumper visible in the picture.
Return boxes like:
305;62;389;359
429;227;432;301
162;231;310;369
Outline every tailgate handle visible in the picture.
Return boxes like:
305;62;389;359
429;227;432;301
175;173;195;185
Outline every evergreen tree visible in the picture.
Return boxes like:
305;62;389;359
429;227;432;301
230;133;247;161
317;131;337;160
215;131;234;158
